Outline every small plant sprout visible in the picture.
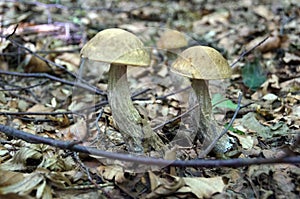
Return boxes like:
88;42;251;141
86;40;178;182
81;28;163;153
171;46;232;155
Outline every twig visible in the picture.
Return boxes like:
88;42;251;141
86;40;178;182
0;80;49;91
0;124;299;167
4;23;18;39
156;86;191;100
1;26;100;93
72;152;101;188
230;36;269;68
153;103;199;131
132;86;191;102
198;91;243;158
132;88;152;98
0;110;80;116
0;48;81;56
93;108;105;144
0;70;106;96
8;91;38;104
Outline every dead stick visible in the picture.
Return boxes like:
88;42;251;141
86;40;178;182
0;124;299;167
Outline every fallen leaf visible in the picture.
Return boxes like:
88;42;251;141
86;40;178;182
97;165;127;184
253;5;274;21
179;176;225;198
147;172;185;198
229;132;254;150
283;52;300;64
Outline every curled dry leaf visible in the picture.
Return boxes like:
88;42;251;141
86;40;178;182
228;132;255;150
147;171;225;198
179;176;225;198
0;147;43;171
283;52;300;64
97;165;127;184
59;118;87;141
253;5;274;21
0;170;48;199
147;171;185;198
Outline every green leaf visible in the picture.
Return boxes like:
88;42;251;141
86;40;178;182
224;124;245;135
241;60;267;90
212;93;238;110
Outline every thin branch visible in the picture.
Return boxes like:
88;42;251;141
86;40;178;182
153;103;199;131
198;91;243;158
0;124;299;167
0;111;77;116
230;36;269;68
8;91;39;104
0;48;81;56
1;27;99;93
0;80;49;91
156;86;191;100
0;70;106;96
132;88;152;98
4;23;18;39
72;152;101;188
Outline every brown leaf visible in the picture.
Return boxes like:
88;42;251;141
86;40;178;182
147;172;185;198
246;34;282;53
179;176;225;198
97;165;127;184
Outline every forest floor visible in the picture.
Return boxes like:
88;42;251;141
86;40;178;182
0;0;299;198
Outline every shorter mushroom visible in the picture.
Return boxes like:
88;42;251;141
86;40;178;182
81;28;163;153
156;29;188;50
171;46;232;154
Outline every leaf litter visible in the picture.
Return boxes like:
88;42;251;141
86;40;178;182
0;0;299;198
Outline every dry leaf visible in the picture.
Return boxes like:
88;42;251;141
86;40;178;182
59;118;87;141
253;5;274;20
97;165;127;184
229;132;255;150
283;52;300;64
179;176;225;198
147;172;185;198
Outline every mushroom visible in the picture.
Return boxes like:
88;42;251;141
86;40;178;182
156;29;188;50
171;46;232;154
81;28;163;153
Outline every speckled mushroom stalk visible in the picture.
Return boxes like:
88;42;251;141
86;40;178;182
107;64;149;152
171;46;232;154
107;63;165;153
81;28;163;153
190;78;229;154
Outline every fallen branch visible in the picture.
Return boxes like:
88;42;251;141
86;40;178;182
0;124;299;168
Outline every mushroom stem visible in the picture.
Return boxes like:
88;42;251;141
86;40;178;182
108;64;143;152
191;79;231;154
107;64;163;152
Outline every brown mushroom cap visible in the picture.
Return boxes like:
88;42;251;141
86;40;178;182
171;46;232;79
156;29;188;50
80;28;150;66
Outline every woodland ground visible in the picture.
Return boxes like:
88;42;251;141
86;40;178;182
0;0;299;198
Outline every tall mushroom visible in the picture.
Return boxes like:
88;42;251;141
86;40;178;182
171;46;232;154
81;28;163;153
